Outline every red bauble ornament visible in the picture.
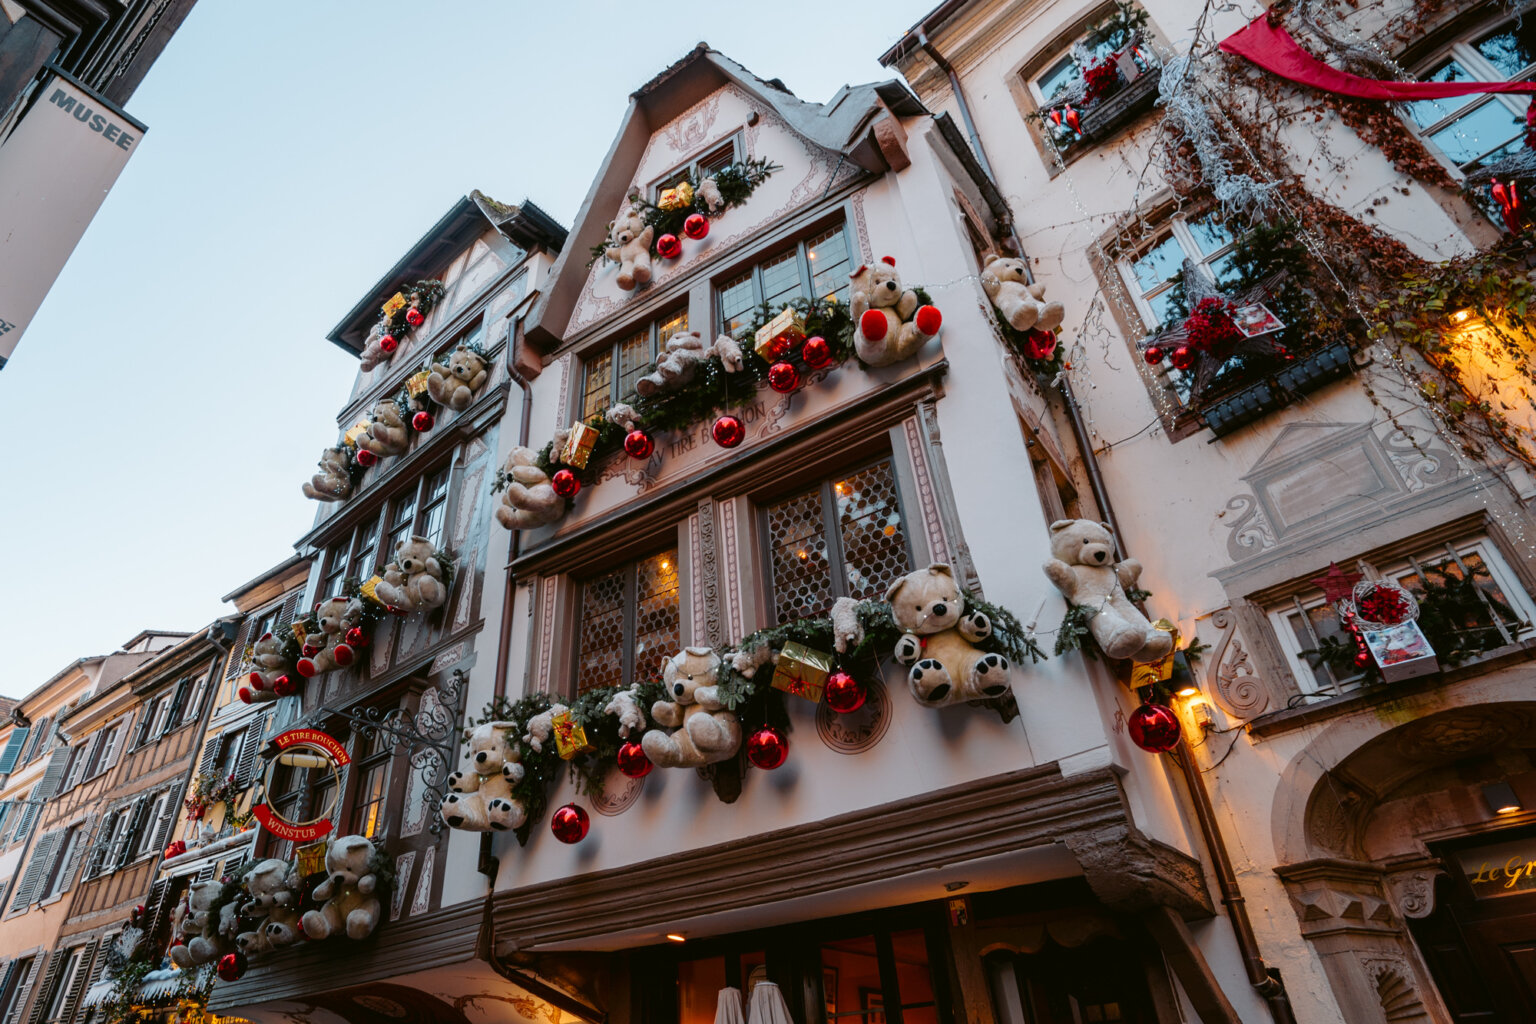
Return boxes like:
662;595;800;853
355;448;378;467
551;468;580;498
405;307;424;327
802;335;834;368
1169;345;1195;371
624;429;654;460
1022;329;1056;361
295;658;318;678
216;951;248;982
767;361;800;393
412;410;434;432
1143;345;1165;365
379;333;398;353
332;643;355;667
683;213;709;239
712;415;745;448
550;803;590;844
346;626;368;648
1065;105;1081;133
616;740;652;778
1127;703;1181;753
746;726;788;770
656;233;682;259
823;672;867;714
272;675;296;698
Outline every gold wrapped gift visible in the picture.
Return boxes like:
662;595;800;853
344;420;371;447
360;575;387;607
290;621;308;646
407;370;432;397
658;181;694;211
754;308;806;361
1129;620;1180;688
382;292;406;318
771;641;832;703
560;421;600;469
296;841;328;878
551;710;594;761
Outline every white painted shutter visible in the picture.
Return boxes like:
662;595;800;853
9;801;38;846
97;722;125;775
63;737;97;792
181;669;213;726
224;616;254;681
33;749;70;801
233;714;269;787
148;794;177;860
3;957;39;1024
196;733;222;777
55;819;93;897
85;937;113;988
22;948;63;1024
9;830;62;911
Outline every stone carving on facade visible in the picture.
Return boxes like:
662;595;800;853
1205;608;1270;717
912;402;981;594
1221;494;1276;561
1397;709;1532;759
1384;865;1445;920
696;499;722;646
815;678;892;754
591;767;646;816
390;851;415;921
1361;957;1432;1023
410;848;435;917
1382;428;1454;493
720;499;743;639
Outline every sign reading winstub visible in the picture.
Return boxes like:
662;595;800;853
0;68;146;370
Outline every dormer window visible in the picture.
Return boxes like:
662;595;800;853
652;135;743;203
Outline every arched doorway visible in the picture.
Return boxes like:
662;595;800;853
1275;703;1536;1024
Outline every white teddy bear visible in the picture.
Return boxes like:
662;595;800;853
441;722;527;831
633;330;745;397
494;447;566;531
523;703;569;755
606;207;654;291
603;685;646;738
301;447;352;503
1043;519;1174;663
237;858;300;956
886;564;1010;706
301;835;382;941
981;254;1065;333
850;257;942;366
641;648;741;768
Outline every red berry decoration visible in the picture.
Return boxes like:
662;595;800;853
405;307;424;327
623;429;654;460
272;675;296;698
355;448;378;467
656;233;682;260
712;415;745;449
1143;345;1165;365
913;304;943;336
767;361;800;393
345;626;368;648
551;468;580;498
550;803;590;844
1182;298;1241;357
746;726;788;770
1169;345;1195;371
683;213;709;240
332;643;355;667
216;951;248;982
295;658;318;678
615;740;652;778
380;333;398;353
1127;703;1181;753
802;335;834;369
823;672;867;714
412;410;434;432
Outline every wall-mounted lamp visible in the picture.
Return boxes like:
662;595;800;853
665;933;687;944
1449;308;1475;326
1175;683;1200;698
1482;781;1522;816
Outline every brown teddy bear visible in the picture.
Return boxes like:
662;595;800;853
300;835;382;941
426;343;489;411
886;564;1011;706
605;207;654;291
241;632;290;703
359;398;410;457
1043;519;1172;663
374;535;446;613
641;647;742;768
981;254;1065;333
301;447;352;502
297;597;360;677
494;446;565;531
850;257;942;366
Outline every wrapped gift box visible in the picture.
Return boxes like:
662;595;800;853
382;292;407;319
771;642;832;703
551;710;594;760
561;421;600;469
754;308;805;361
1362;621;1439;682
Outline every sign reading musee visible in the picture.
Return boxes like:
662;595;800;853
0;70;146;369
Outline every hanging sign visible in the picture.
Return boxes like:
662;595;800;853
250;728;350;842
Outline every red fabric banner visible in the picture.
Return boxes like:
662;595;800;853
1219;13;1536;100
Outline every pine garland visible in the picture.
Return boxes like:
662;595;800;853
587;158;781;266
374;279;445;342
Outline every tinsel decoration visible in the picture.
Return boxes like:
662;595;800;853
1157;53;1280;215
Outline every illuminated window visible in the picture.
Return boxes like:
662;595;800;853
581;309;689;420
765;460;912;624
716;224;851;338
574;549;681;693
348;730;392;840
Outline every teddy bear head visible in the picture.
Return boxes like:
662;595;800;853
611;208;648;247
1048;519;1117;568
318;447;348;473
252;632;284;661
244;859;293;910
980;254;1030;295
885;564;966;636
393;535;439;577
187;878;221;912
851;257;905;309
447;344;485;382
466;721;520;776
372;398;406;427
661;646;720;705
315;597;352;636
324;835;375;889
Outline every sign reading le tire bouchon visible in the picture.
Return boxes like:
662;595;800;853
251;729;351;842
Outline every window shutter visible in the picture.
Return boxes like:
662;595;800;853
194;862;216;883
82;814;111;880
22;720;49;765
224;616;254;681
163;679;191;736
98;722;125;775
141;877;173;949
10;831;62;911
149;795;176;860
233;715;269;787
56;818;93;897
8;955;44;1024
85;937;113;989
280;591;302;625
0;730;29;775
22;948;63;1024
0;803;11;838
112;799;147;870
181;669;212;726
196;733;222;777
10;801;39;846
0;964;16;1017
33;749;70;801
58;941;94;1024
64;737;98;792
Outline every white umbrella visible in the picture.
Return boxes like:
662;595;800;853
746;981;794;1024
714;986;746;1024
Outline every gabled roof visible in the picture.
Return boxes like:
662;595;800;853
326;193;569;356
524;44;927;351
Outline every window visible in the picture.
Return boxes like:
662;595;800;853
765;460;912;624
323;513;382;600
1406;19;1535;174
41;946;84;1024
61;742;89;793
135;793;170;859
652;135;742;202
575;549;681;694
0;956;35;1024
180;668;213;725
1270;537;1534;699
0;727;30;775
43;827;81;901
383;465;452;563
348;730;393;839
820;930;939;1023
9;791;37;846
87;722;123;779
582;308;690;420
717;224;852;338
86;807;129;878
134;696;170;747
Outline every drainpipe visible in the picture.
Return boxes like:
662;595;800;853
491;316;535;706
915;31;1294;1023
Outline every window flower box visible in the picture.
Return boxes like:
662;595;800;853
1079;66;1162;141
1202;340;1352;437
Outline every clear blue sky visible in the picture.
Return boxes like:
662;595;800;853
0;0;939;694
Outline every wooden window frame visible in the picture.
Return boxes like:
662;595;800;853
571;547;682;696
649;133;743;203
1405;15;1536;177
714;220;852;339
324;463;452;602
41;827;82;902
579;307;690;422
346;730;394;840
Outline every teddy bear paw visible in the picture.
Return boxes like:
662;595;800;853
487;800;513;830
859;308;889;342
914;305;942;337
910;658;954;703
960;611;992;641
446;770;468;792
894;635;922;664
973;653;1011;696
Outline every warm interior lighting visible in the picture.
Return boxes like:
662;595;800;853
1175;684;1199;697
659;560;670;571
666;933;687;943
1483;781;1523;815
796;549;808;560
1449;307;1474;325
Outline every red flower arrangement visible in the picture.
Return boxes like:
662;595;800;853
1083;58;1122;105
1183;298;1242;358
1352;580;1416;628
